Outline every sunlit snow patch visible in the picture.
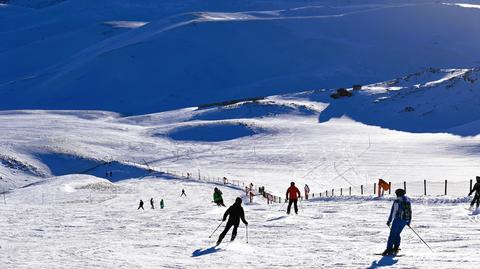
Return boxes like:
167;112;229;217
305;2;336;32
104;21;149;29
197;12;257;21
443;3;480;9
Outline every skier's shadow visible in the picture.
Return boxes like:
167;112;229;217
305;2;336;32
367;256;398;268
191;246;223;257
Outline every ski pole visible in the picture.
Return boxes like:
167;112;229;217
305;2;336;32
408;225;434;252
208;221;224;238
246;225;248;244
279;199;287;211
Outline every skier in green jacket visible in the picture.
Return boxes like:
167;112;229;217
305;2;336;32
213;187;226;207
160;199;164;209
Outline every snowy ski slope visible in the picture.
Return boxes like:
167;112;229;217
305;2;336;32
1;175;480;268
1;1;480;268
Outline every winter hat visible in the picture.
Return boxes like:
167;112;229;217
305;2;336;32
395;189;406;197
235;197;242;204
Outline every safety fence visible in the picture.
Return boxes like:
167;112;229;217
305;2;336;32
2;157;475;205
119;159;286;204
92;159;480;203
309;179;475;199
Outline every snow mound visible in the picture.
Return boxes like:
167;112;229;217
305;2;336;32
74;182;120;192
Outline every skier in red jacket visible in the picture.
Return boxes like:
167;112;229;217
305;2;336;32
286;182;301;214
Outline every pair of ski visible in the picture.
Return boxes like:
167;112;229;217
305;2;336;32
374;251;404;257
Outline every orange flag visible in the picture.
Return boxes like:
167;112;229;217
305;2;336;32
379;179;390;191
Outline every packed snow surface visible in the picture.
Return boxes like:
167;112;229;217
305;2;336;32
1;175;480;268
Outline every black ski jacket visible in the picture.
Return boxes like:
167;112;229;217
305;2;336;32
469;182;480;196
223;203;248;225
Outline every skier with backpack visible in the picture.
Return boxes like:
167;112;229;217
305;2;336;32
468;176;480;209
286;182;301;214
382;189;412;256
213;187;226;207
216;197;248;246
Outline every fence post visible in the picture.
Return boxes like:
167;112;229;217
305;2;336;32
444;179;448;196
470;179;473;193
374;183;376;195
361;185;363;195
198;169;201;180
403;181;406;193
388;182;391;194
424;180;427;196
349;186;351;196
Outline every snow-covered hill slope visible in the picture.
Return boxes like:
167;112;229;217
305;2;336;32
1;0;480;114
1;174;480;268
1;68;479;195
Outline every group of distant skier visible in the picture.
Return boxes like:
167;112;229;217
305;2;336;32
137;197;165;210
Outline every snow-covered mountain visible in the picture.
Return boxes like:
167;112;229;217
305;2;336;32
1;0;480;114
1;68;479;194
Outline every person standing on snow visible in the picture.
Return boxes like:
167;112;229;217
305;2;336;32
216;197;248;246
150;198;155;209
382;189;412;256
213;187;226;207
286;182;301;215
304;184;310;200
468;176;480;209
181;189;187;197
160;199;164;209
137;199;144;210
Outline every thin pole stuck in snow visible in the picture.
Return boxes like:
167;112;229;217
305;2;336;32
408;226;434;252
444;180;448;196
246;225;248;244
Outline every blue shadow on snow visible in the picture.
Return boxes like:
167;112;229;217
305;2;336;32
368;256;398;269
191;246;222;257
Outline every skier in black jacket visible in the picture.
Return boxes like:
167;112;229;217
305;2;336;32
137;200;144;210
216;197;248;246
468;176;480;209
